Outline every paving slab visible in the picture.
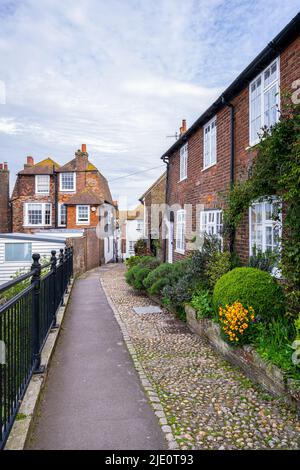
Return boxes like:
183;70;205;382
26;269;166;450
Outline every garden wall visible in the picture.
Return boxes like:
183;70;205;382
185;305;300;414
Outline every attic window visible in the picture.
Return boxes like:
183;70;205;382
60;172;76;192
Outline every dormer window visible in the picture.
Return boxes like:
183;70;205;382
60;172;76;192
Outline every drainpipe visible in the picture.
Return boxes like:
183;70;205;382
54;166;58;228
222;96;235;252
162;155;169;262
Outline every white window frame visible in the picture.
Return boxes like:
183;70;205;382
35;175;50;195
203;116;217;170
76;205;90;225
249;57;280;146
249;198;282;256
128;240;135;254
200;209;223;243
179;143;188;181
175;209;186;254
5;242;32;263
58;203;67;226
24;203;52;227
60;172;76;192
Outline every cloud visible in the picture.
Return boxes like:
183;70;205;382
0;0;299;207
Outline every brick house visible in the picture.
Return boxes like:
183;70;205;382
139;172;166;260
0;162;10;233
118;204;144;259
161;13;300;264
11;144;115;236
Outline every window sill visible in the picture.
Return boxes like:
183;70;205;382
202;162;216;172
175;248;185;255
76;221;90;225
35;193;50;196
178;176;187;183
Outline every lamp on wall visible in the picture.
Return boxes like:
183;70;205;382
91;206;96;212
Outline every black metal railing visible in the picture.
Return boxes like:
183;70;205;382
0;246;73;449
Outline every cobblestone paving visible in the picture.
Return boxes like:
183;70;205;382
100;264;300;450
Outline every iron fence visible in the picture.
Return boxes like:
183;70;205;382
0;246;73;449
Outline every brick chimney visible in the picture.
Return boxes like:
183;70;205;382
179;119;187;136
24;156;34;169
0;162;10;233
75;144;88;171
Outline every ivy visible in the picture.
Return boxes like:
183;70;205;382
222;97;300;316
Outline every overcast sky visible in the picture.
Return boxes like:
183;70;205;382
0;1;299;208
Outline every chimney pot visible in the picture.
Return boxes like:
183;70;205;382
82;144;87;153
4;162;8;170
0;163;3;170
27;156;34;166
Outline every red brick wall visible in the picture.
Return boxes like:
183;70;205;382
0;165;10;233
167;36;300;264
11;174;56;233
12;169;106;232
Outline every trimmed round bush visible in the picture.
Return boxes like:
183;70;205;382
213;267;285;319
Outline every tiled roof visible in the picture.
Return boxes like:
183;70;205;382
119;204;144;221
56;158;98;172
64;188;105;206
18;157;60;175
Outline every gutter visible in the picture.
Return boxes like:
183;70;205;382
54;166;58;228
162;155;170;262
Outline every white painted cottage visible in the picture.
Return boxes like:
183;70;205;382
0;233;68;285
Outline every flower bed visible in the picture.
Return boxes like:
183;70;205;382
185;304;300;413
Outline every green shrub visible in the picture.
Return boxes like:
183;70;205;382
125;265;140;286
133;267;151;290
295;313;300;340
134;238;148;256
190;290;214;319
213;267;286;319
162;236;220;308
125;256;160;291
143;262;185;296
206;251;231;289
125;255;144;269
251;316;299;378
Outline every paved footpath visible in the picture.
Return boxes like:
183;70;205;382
101;264;300;450
26;268;166;450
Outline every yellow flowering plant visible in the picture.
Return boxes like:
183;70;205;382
218;301;255;345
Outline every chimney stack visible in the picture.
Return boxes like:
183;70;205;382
26;156;34;166
75;144;88;171
180;119;187;136
0;162;10;233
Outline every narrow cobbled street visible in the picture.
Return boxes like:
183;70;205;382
101;264;300;450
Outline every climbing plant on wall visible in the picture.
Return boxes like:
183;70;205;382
222;95;300;317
